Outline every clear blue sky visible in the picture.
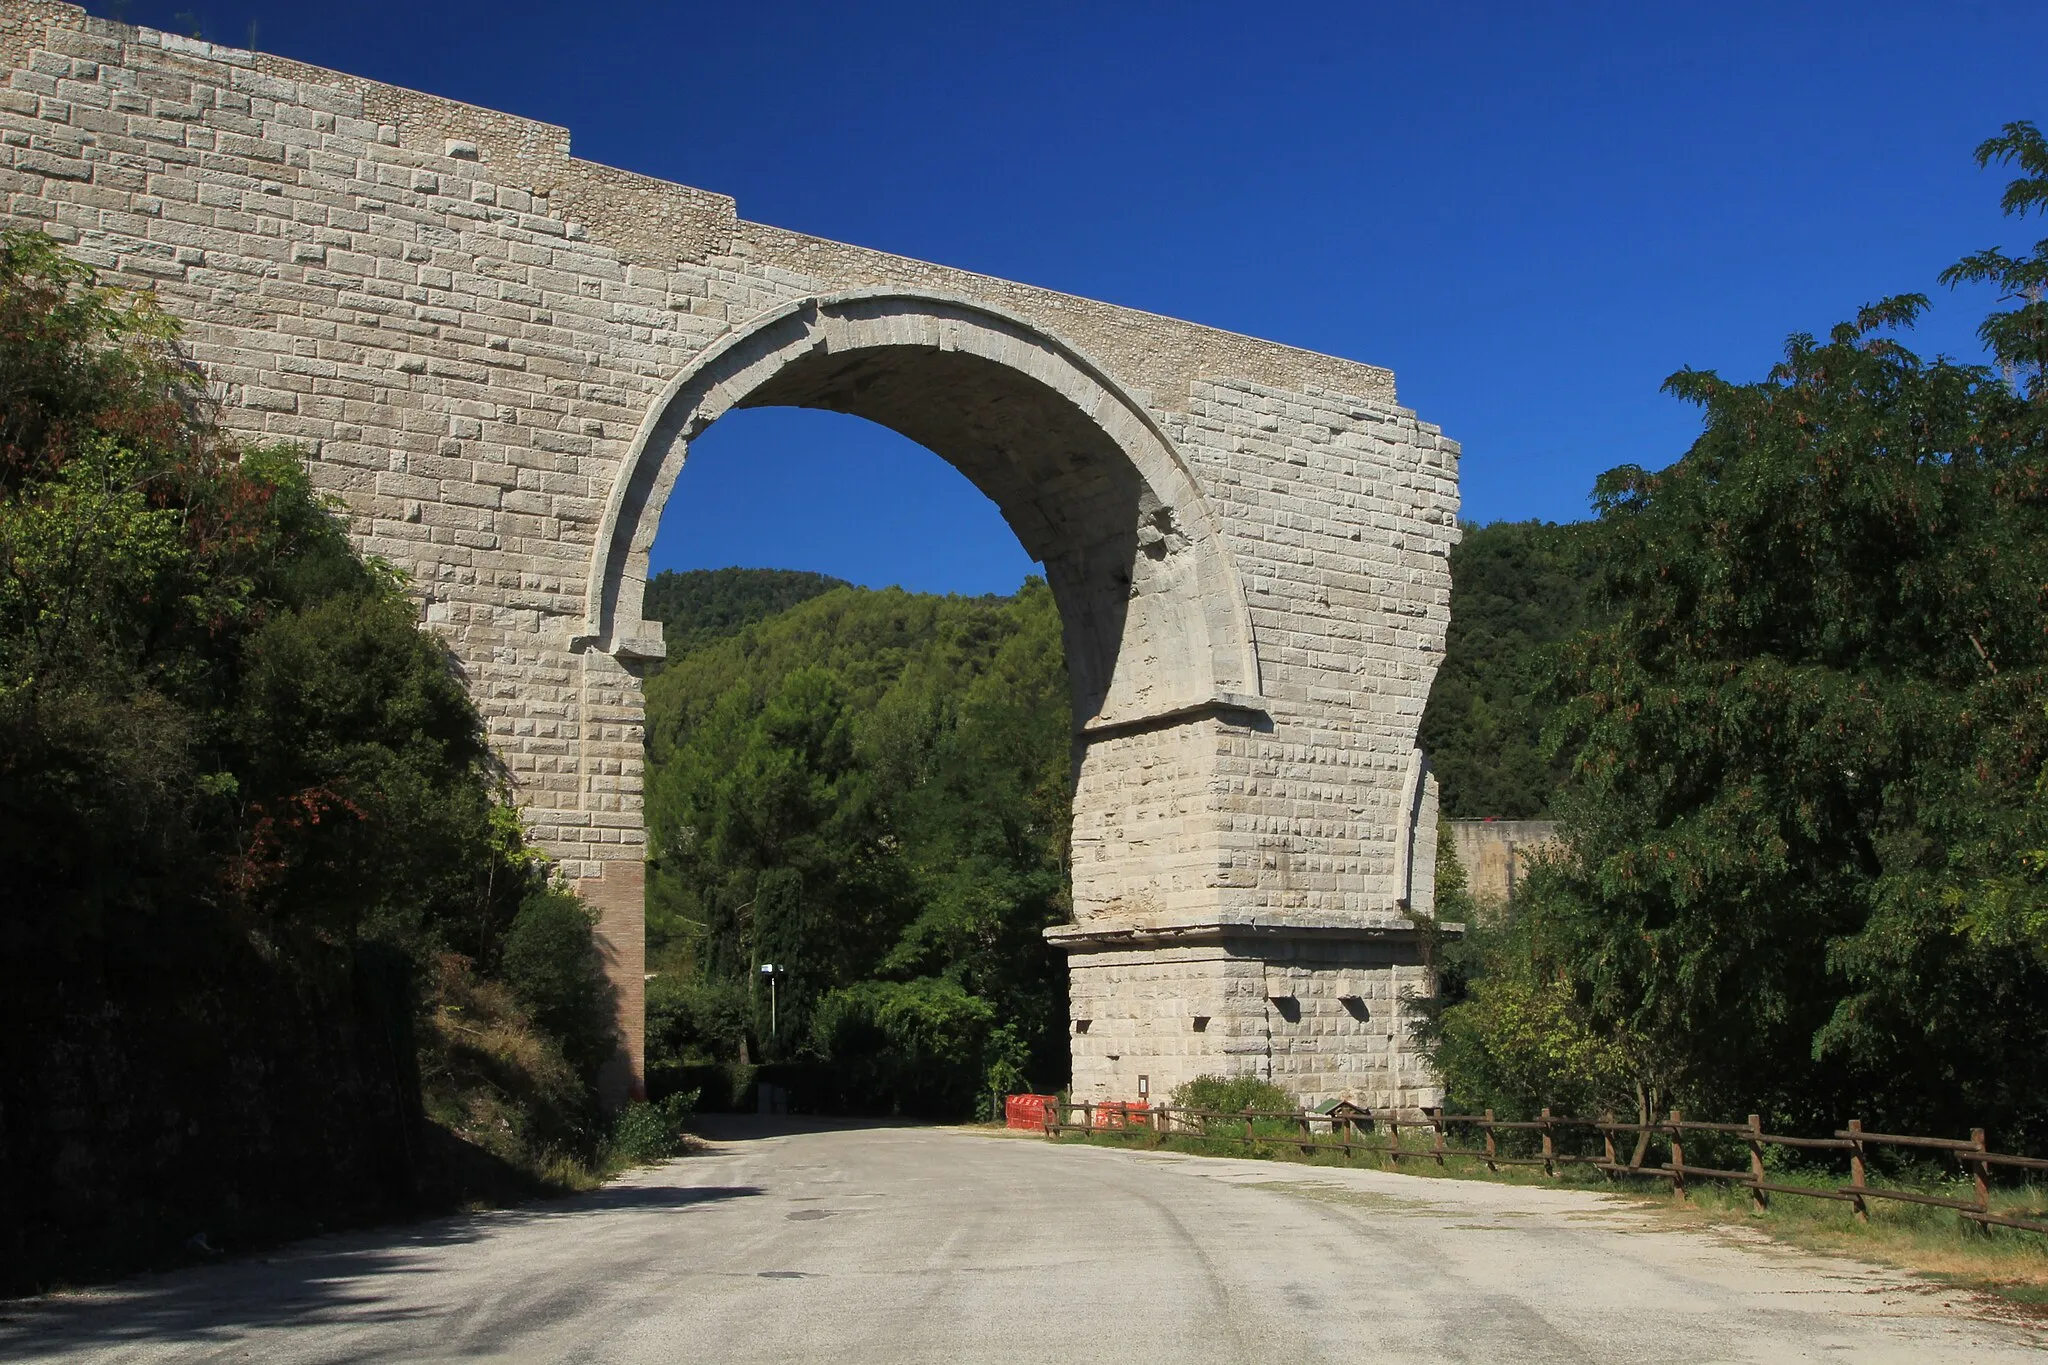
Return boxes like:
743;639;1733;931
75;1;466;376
92;0;2048;595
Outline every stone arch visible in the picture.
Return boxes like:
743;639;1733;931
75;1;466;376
0;5;1458;1115
584;291;1261;730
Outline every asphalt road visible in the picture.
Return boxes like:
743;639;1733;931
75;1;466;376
5;1119;2043;1363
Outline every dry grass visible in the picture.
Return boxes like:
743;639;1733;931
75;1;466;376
1671;1170;2048;1307
417;953;605;1191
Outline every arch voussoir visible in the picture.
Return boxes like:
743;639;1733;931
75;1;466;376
589;292;1262;724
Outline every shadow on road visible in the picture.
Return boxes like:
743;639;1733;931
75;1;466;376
0;1181;762;1354
686;1114;943;1144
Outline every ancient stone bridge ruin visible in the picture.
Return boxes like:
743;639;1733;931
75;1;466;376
0;2;1459;1110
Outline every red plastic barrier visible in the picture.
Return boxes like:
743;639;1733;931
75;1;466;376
1091;1101;1152;1130
1006;1094;1057;1130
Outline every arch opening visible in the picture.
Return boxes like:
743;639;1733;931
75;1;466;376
645;406;1039;595
589;293;1263;731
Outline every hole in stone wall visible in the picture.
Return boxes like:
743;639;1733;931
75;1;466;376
1191;1015;1210;1032
1074;1019;1091;1034
1267;995;1302;1024
1340;995;1370;1022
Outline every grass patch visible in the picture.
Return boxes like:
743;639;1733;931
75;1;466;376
420;954;704;1202
1672;1168;2048;1308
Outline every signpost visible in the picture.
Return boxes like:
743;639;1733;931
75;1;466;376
760;963;783;1040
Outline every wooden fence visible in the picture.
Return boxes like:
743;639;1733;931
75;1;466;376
1035;1100;2048;1236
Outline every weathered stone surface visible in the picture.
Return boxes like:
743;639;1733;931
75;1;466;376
0;1;1459;1110
1449;818;1560;914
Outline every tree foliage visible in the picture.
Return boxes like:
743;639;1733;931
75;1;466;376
642;577;1072;1114
807;977;1001;1118
0;231;609;1289
1496;134;2048;1140
1418;520;1596;818
642;566;849;657
1939;120;2048;401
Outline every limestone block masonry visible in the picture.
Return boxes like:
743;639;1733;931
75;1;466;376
1449;818;1560;915
0;3;1460;1111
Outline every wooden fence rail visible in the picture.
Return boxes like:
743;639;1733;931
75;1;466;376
1029;1099;2048;1237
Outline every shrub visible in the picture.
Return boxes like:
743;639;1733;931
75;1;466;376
1170;1074;1296;1114
607;1092;700;1166
808;977;996;1117
500;887;613;1081
646;974;752;1066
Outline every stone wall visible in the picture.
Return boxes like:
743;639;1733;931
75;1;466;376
1448;819;1560;914
1062;928;1442;1111
0;1;1459;1110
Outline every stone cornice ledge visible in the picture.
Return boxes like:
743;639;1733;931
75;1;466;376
1045;910;1463;950
1077;692;1269;741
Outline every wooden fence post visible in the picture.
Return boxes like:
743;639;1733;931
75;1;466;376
1601;1110;1617;1180
1431;1107;1447;1166
1747;1114;1768;1212
1483;1109;1498;1174
1971;1127;1991;1231
1669;1108;1687;1203
1297;1106;1313;1157
1847;1118;1869;1224
1242;1106;1255;1150
1540;1106;1556;1179
1388;1114;1402;1167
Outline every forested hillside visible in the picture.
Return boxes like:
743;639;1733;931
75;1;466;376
1418;520;1595;818
641;579;1071;1114
643;567;849;657
0;232;628;1292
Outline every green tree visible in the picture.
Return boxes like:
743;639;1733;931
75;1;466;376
1413;821;1661;1142
641;576;1073;1107
0;230;613;1289
500;888;614;1080
1419;520;1596;818
642;566;849;657
807;977;997;1117
1520;134;2048;1138
1939;121;2048;402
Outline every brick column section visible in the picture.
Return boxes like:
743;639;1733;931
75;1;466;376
575;859;647;1107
